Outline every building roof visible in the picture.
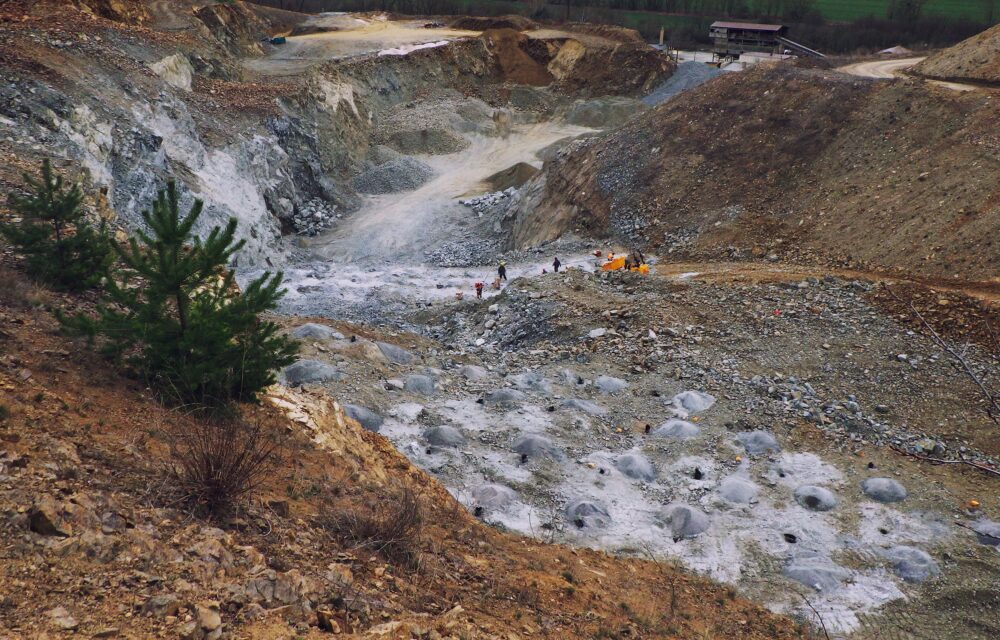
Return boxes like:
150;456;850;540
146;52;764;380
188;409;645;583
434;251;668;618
710;21;785;32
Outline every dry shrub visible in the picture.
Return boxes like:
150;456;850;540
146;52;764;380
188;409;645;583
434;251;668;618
324;484;424;570
169;413;281;516
0;264;48;310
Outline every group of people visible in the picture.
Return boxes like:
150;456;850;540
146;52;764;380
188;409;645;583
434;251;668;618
470;257;563;299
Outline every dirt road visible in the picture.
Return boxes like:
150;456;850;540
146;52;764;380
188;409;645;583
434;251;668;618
838;57;978;92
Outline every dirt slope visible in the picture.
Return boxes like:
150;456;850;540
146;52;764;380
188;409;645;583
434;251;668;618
0;260;804;639
915;23;1000;85
511;65;1000;282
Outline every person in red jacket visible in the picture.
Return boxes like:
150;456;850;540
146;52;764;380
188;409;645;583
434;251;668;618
474;281;484;299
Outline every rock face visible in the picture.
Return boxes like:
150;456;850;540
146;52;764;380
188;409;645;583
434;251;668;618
794;486;838;512
737;431;780;455
971;520;1000;546
615;453;656;481
29;496;72;537
281;360;344;385
659;504;710;539
882;546;939;583
343;405;384;432
861;478;907;503
566;499;611;529
423;425;465;447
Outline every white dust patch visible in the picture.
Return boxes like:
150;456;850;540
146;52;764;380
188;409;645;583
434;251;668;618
379;41;450;56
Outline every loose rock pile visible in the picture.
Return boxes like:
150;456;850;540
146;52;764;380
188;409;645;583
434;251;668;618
459;188;516;217
291;199;339;236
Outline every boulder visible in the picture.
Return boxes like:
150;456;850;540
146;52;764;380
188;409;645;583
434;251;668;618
595;375;628;394
719;476;759;504
561;398;607;416
141;594;181;618
149;53;193;91
736;431;780;455
861;478;907;503
659;504;709;539
404;374;435;396
291;323;345;341
471;484;517;510
29;495;72;537
566;499;611;529
46;606;78;631
484;388;527;407
882;546;939;583
513;434;559;459
343;405;384;432
971;520;1000;546
281;360;343;385
423;425;465;448
671;390;715;415
459;365;489;381
652;419;700;439
794;485;838;512
377;341;414;365
614;453;656;482
785;552;851;592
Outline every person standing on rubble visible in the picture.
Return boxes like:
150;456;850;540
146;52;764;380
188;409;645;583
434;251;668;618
553;257;561;272
475;281;484;299
498;260;507;282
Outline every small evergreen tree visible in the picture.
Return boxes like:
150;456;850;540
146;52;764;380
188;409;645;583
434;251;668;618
1;160;115;291
66;181;297;406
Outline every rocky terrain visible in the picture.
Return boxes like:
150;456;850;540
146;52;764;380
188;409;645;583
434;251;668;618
916;23;1000;85
2;2;1000;639
509;64;1000;283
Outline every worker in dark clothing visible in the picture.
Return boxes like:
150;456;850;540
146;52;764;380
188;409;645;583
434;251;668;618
475;281;484;299
498;260;507;281
553;257;561;272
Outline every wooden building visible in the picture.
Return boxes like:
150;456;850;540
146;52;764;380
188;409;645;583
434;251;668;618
709;21;787;58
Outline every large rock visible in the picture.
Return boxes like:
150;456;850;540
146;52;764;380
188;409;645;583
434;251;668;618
652;419;700;439
670;390;715;415
595;375;628;394
561;398;607;416
149;53;193;91
513;434;560;459
377;341;414;365
971;520;1000;546
404;374;435;396
615;453;656;481
485;388;527;407
29;496;72;537
659;504;710;539
459;365;489;381
141;594;181;618
794;485;838;512
736;431;780;455
861;478;907;503
281;360;343;385
46;606;78;631
291;323;345;341
719;476;759;504
566;499;611;529
471;484;517;510
882;546;939;583
785;552;851;592
423;425;465;448
343;405;384;432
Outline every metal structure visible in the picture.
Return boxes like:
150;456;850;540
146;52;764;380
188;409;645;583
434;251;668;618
709;21;824;60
